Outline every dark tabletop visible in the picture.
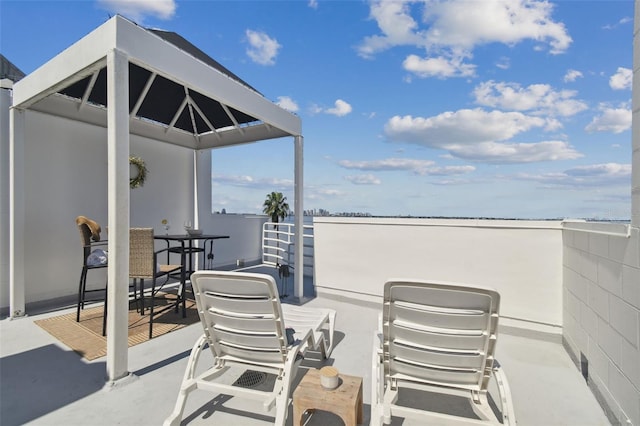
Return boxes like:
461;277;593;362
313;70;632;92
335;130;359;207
155;234;230;241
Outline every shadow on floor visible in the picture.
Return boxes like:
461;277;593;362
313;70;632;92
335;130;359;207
0;344;106;425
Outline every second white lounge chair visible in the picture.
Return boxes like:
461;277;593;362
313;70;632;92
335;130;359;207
164;270;336;426
371;279;516;426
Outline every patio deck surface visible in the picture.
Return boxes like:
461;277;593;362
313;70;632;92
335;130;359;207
1;287;611;426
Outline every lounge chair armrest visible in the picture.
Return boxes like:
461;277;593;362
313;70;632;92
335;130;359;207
372;330;383;378
371;329;385;425
183;334;208;382
491;359;516;426
290;327;314;357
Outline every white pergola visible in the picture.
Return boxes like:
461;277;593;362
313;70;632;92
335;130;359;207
10;15;304;382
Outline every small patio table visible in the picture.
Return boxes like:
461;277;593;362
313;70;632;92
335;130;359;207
155;234;230;312
155;234;230;275
293;368;363;426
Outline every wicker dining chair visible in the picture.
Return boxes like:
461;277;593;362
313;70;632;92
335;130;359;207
129;228;185;339
75;216;109;334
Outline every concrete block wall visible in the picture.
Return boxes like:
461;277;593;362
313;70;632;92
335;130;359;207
563;222;640;425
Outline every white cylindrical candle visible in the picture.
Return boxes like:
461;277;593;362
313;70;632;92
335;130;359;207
319;366;339;390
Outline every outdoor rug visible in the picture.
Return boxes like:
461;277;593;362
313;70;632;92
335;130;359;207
35;297;200;361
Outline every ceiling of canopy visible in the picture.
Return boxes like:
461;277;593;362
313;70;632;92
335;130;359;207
13;15;301;150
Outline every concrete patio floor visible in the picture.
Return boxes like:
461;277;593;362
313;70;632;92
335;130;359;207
1;290;611;426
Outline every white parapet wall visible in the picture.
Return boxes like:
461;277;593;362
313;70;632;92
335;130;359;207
562;221;640;426
313;217;564;336
197;213;268;268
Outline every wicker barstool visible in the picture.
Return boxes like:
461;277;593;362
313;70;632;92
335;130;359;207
129;228;185;339
75;216;109;334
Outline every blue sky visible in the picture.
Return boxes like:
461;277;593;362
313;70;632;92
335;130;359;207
1;0;634;219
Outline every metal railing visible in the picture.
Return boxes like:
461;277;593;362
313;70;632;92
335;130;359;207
262;221;314;275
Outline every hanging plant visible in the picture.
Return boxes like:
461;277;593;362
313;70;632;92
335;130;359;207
129;156;148;189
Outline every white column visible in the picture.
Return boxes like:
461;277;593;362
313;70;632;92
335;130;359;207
1;84;12;314
192;149;204;269
106;48;130;382
294;135;304;300
9;107;26;318
195;149;211;228
193;150;199;228
633;0;640;227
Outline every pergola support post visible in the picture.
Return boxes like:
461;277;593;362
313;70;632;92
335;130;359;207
294;135;304;301
9;107;26;318
106;48;130;383
632;0;640;227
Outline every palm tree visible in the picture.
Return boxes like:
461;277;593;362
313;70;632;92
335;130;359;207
262;191;289;227
263;192;290;270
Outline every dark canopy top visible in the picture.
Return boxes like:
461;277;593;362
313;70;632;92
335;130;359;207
12;15;300;150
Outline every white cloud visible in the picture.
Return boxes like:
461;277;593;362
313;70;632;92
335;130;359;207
473;81;587;117
339;158;434;173
585;104;632;134
325;99;353;116
495;56;510;70
309;100;352;116
448;140;582;163
432;178;477;186
516;163;631;187
308;104;323;115
276;96;299;112
315;188;344;196
308;0;318;9
338;157;475;176
403;54;475;78
211;174;254;186
344;174;382;185
565;163;630;178
427;165;477;175
358;0;571;78
305;187;347;200
603;16;632;30
384;109;582;163
97;0;176;21
245;30;281;65
357;1;422;58
422;0;571;53
610;67;632;90
386;109;545;144
564;69;583;82
212;174;293;190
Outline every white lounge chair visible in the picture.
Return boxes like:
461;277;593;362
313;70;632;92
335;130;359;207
371;279;516;426
164;270;336;426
